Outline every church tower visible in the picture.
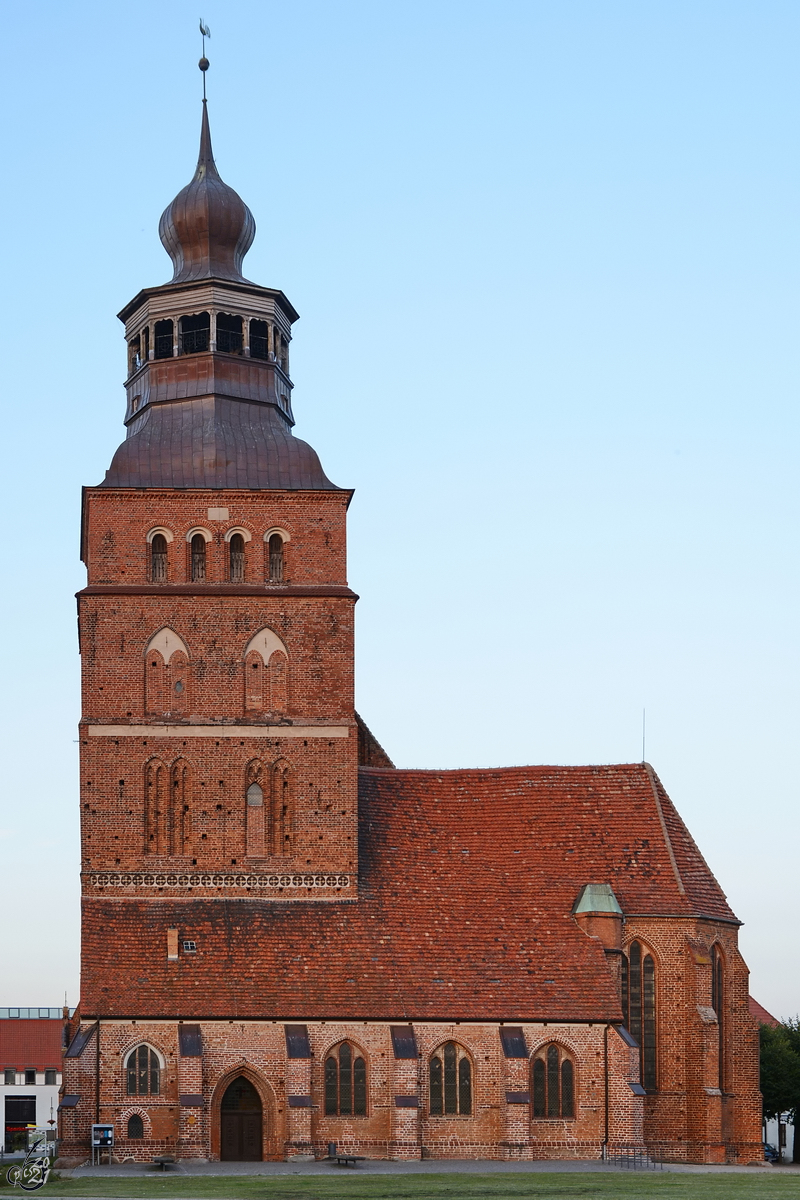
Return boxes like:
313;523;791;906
77;105;359;916
78;100;359;903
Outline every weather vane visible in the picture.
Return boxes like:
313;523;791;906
199;18;211;100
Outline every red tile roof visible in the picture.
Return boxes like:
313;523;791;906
0;1021;63;1070
749;997;779;1027
81;763;736;1022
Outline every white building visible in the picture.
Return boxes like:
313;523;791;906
1;1009;67;1155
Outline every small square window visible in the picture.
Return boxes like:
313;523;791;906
182;940;197;953
25;1069;36;1084
4;1069;15;1085
45;1070;57;1085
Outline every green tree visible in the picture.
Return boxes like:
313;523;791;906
780;1018;800;1162
759;1021;800;1159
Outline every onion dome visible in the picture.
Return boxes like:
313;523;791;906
158;101;255;284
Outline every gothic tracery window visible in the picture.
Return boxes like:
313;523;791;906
125;1045;160;1096
622;940;657;1090
429;1042;472;1116
324;1042;367;1116
532;1044;574;1118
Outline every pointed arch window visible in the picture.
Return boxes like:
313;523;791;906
711;944;724;1089
229;533;245;582
429;1042;472;1116
324;1042;367;1116
171;759;191;855
190;534;206;582
127;1114;144;1139
532;1044;574;1118
144;759;166;854
271;760;292;854
245;763;265;858
125;1046;160;1096
622;940;657;1090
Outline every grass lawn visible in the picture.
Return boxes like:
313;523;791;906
2;1170;798;1200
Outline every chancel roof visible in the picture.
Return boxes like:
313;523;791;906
81;764;735;1022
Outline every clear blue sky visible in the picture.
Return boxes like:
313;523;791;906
1;1;798;1018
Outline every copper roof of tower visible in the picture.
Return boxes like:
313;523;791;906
102;397;338;490
158;100;255;284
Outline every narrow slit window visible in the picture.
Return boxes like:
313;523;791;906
643;953;657;1090
628;941;642;1048
712;945;724;1090
268;533;284;582
532;1058;546;1117
560;1059;574;1118
229;533;245;582
191;534;206;582
429;1054;443;1116
546;1044;560;1117
151;534;167;583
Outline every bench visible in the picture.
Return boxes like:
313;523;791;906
326;1143;366;1168
151;1156;177;1171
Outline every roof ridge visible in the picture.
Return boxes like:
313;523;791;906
358;762;656;776
643;763;686;898
646;766;731;915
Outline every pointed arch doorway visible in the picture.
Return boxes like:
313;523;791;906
220;1076;263;1161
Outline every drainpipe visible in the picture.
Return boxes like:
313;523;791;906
603;1024;610;1160
95;1022;101;1124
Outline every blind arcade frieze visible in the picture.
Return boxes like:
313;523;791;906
86;871;352;890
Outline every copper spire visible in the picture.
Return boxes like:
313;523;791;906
158;101;256;284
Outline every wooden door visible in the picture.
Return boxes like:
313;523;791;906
220;1077;263;1161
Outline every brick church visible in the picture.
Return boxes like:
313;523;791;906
59;98;762;1165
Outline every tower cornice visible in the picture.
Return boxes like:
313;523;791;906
118;278;300;328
